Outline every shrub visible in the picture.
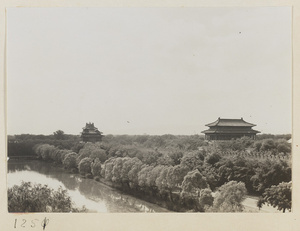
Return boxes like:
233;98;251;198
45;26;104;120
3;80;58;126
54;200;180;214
261;139;276;151
71;168;78;173
77;143;107;163
78;157;93;175
58;149;73;164
275;139;291;154
86;173;93;179
168;151;184;165
205;152;221;166
8;182;80;212
91;158;102;177
91;149;107;162
253;141;262;151
34;144;57;161
62;152;78;170
199;188;214;211
181;169;209;198
180;151;204;170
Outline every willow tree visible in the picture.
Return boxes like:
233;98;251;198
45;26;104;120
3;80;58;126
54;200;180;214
212;181;247;212
180;169;209;211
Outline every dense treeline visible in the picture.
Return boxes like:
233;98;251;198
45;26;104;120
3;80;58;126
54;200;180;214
29;134;291;212
8;133;291;157
7;132;81;157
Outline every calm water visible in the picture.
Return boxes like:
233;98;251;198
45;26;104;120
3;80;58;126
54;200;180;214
7;160;170;213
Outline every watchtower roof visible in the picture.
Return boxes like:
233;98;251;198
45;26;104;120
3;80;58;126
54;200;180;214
205;117;256;127
83;122;97;130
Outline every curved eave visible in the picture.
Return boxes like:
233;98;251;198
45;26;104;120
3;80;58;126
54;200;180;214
202;130;260;134
205;118;219;127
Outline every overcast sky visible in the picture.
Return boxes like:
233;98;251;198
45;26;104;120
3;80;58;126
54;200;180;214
7;7;291;135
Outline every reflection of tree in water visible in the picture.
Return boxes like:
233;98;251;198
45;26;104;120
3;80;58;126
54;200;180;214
76;178;158;212
8;160;36;172
101;188;157;212
89;182;105;201
9;160;54;175
78;179;96;198
77;178;108;202
114;195;156;212
9;160;77;190
37;164;52;175
63;175;78;191
34;163;78;191
8;160;168;213
52;172;78;191
7;163;22;173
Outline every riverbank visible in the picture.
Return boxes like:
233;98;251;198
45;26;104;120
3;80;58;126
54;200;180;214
8;159;282;213
7;159;171;213
8;156;38;160
92;172;281;213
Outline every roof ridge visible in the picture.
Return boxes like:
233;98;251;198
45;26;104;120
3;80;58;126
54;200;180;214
205;117;256;127
218;118;243;120
216;117;221;126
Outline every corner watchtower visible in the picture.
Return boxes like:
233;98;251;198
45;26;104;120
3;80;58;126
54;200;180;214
81;122;103;142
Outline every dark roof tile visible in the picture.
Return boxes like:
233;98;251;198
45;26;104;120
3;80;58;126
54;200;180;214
205;118;256;127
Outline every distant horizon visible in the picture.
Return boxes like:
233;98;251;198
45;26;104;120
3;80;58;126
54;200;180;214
6;116;291;136
7;116;292;136
7;130;292;136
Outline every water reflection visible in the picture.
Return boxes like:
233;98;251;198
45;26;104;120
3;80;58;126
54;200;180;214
7;160;169;213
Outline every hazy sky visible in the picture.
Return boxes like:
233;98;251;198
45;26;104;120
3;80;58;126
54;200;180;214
7;7;291;135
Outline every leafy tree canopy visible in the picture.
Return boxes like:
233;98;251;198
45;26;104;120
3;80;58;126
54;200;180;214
212;181;247;212
53;130;65;140
258;181;291;213
8;182;84;212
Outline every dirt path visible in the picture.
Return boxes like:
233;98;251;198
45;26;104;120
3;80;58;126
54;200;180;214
242;197;282;213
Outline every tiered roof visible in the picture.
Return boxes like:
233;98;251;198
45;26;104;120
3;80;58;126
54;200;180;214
202;117;260;134
82;122;101;134
205;117;256;127
81;122;102;142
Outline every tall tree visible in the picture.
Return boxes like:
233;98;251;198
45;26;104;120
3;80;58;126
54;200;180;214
257;181;291;213
181;169;209;198
53;130;65;140
180;169;209;211
62;152;78;170
212;181;247;212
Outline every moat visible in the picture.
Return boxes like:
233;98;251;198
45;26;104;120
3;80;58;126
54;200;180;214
7;159;170;213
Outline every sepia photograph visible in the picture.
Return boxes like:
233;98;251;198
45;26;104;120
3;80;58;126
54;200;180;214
5;6;292;216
